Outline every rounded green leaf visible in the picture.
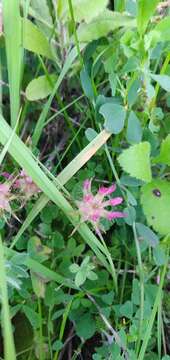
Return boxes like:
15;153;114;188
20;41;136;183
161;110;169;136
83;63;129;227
76;313;96;339
23;19;54;59
141;179;170;235
25;75;57;101
118;142;152;182
99;103;126;134
75;270;86;287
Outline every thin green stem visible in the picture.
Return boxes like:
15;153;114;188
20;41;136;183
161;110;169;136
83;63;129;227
52;116;88;174
150;52;170;110
97;230;118;293
157;275;162;360
67;0;83;67
47;307;53;360
133;222;144;356
53;300;72;360
0;237;16;360
138;250;169;360
104;143;121;186
120;261;128;304
38;298;44;360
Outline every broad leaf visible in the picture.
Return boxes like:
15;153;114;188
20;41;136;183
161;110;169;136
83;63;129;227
153;245;166;266
23;18;54;59
127;79;141;106
137;0;159;34
136;222;159;247
154;16;170;42
99;103;126;134
31;0;52;33
75;313;96;339
141;180;170;235
58;0;108;23
85;128;98;141
22;305;39;329
77;9;136;42
120;301;133;319
154;134;170;166
25;74;57;101
80;67;94;99
73;0;108;23
118;142;152;182
151;74;170;93
126;111;142;144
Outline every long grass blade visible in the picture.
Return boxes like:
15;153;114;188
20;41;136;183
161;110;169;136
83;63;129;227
2;0;22;128
0;235;16;360
138;252;169;360
32;45;85;148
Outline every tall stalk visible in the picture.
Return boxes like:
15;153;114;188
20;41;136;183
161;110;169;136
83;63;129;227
0;235;16;360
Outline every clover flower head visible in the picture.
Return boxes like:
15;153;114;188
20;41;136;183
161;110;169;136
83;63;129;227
77;179;126;233
14;170;40;199
0;183;11;213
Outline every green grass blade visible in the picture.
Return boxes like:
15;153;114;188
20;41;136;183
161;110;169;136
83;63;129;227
32;45;85;148
138;252;169;360
11;130;111;248
0;235;16;360
0;115;113;277
0;116;20;165
2;0;22;128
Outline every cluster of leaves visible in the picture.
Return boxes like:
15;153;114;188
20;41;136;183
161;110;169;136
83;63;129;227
0;0;170;360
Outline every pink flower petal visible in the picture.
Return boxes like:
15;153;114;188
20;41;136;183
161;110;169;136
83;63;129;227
1;172;13;180
83;194;93;202
98;184;116;196
107;211;126;220
108;197;123;206
90;212;100;222
0;184;10;194
83;179;91;191
20;170;26;177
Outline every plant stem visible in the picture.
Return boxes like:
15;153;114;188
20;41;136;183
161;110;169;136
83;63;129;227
0;236;16;360
138;250;169;360
38;298;44;360
53;300;72;360
97;230;118;293
157;269;162;359
150;52;170;110
67;0;83;67
104;143;121;186
133;222;144;356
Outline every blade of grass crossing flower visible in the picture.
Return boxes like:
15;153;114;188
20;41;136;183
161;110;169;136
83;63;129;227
0;235;16;360
2;0;22;128
11;129;111;248
32;45;85;148
0;115;113;278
